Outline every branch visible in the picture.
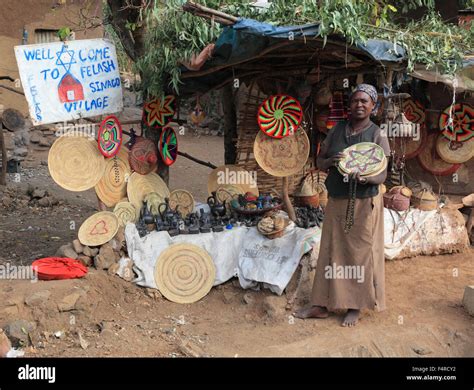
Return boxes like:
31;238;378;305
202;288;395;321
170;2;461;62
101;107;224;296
177;151;217;169
182;1;238;24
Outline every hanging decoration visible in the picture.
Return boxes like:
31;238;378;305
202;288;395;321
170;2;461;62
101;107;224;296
128;136;158;175
439;103;474;142
159;126;178;166
142;95;176;128
190;97;206;125
98;115;123;158
257;95;303;138
326;91;347;130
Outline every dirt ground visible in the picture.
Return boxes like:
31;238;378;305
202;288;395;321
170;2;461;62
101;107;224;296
0;133;473;357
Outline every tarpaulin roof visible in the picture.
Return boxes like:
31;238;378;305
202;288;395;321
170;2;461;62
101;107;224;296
178;18;407;96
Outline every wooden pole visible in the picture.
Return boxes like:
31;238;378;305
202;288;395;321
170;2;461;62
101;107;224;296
0;123;7;186
282;177;296;222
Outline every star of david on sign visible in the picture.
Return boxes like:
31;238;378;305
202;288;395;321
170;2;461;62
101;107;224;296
56;45;76;73
345;147;382;173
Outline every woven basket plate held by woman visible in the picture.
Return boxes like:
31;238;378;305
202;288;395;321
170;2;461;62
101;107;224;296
338;142;386;177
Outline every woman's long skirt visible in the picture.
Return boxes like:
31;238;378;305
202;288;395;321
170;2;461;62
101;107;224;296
311;193;386;311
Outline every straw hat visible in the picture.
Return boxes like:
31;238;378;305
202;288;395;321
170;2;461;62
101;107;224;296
436;135;474;164
95;148;131;207
127;172;170;213
208;165;259;196
48;135;106;191
254;127;310;177
169;189;195;217
154;243;216;304
78;211;119;246
129;137;158;175
113;200;138;227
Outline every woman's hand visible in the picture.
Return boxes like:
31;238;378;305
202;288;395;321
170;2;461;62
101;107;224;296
326;152;346;168
349;170;368;184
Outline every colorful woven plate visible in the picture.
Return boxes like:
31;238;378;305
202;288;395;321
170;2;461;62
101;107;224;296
435;134;474;164
439;103;474;142
257;95;303;138
78;211;119;247
403;99;426;124
338;142;386;176
98;115;122;158
417;133;461;176
159;126;178;166
143;95;176;128
169;189;195;217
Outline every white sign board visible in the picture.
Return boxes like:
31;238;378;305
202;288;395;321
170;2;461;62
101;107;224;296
14;38;123;126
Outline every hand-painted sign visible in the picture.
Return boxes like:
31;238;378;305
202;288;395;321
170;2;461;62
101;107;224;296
14;39;123;126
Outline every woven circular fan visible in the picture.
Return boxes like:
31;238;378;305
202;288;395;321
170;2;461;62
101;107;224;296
48;135;105;191
78;211;119;247
208;165;259;196
95;148;131;208
113;200;138;227
254;127;310;177
403;99;425;124
435;134;474;164
129;136;158;175
143;95;176;128
257;95;303;138
215;184;245;205
154;243;216;304
338;142;386;176
159;126;178;166
169;189;195;217
417;133;461;176
391;125;427;160
439;103;474;142
98;115;123;158
127;172;170;213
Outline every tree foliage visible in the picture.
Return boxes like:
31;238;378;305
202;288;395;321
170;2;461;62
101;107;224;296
110;0;474;99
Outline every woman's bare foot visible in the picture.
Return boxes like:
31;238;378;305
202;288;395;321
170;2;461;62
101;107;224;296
293;305;329;319
341;309;360;327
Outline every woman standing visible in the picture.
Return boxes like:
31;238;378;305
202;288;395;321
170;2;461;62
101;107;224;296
295;84;390;327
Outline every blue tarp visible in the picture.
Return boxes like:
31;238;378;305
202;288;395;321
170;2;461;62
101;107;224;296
179;18;406;95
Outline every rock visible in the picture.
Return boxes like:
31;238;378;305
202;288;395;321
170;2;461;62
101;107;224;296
72;239;84;254
242;293;254;305
31;189;46;199
25;290;51;307
178;339;205;357
30;134;40;144
2;196;12;208
114;228;125;248
77;331;89;350
77;255;92;267
56;243;78;260
222;291;234;304
4;320;36;346
411;346;432;356
145;288;162;300
108;238;121;252
37;197;51;207
0;329;12;357
14;147;28;157
57;290;84;312
40;160;48;166
83;246;99;257
462;285;474;316
263;296;286;319
94;254;115;270
101;242;120;261
107;263;120;275
38;137;51;147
